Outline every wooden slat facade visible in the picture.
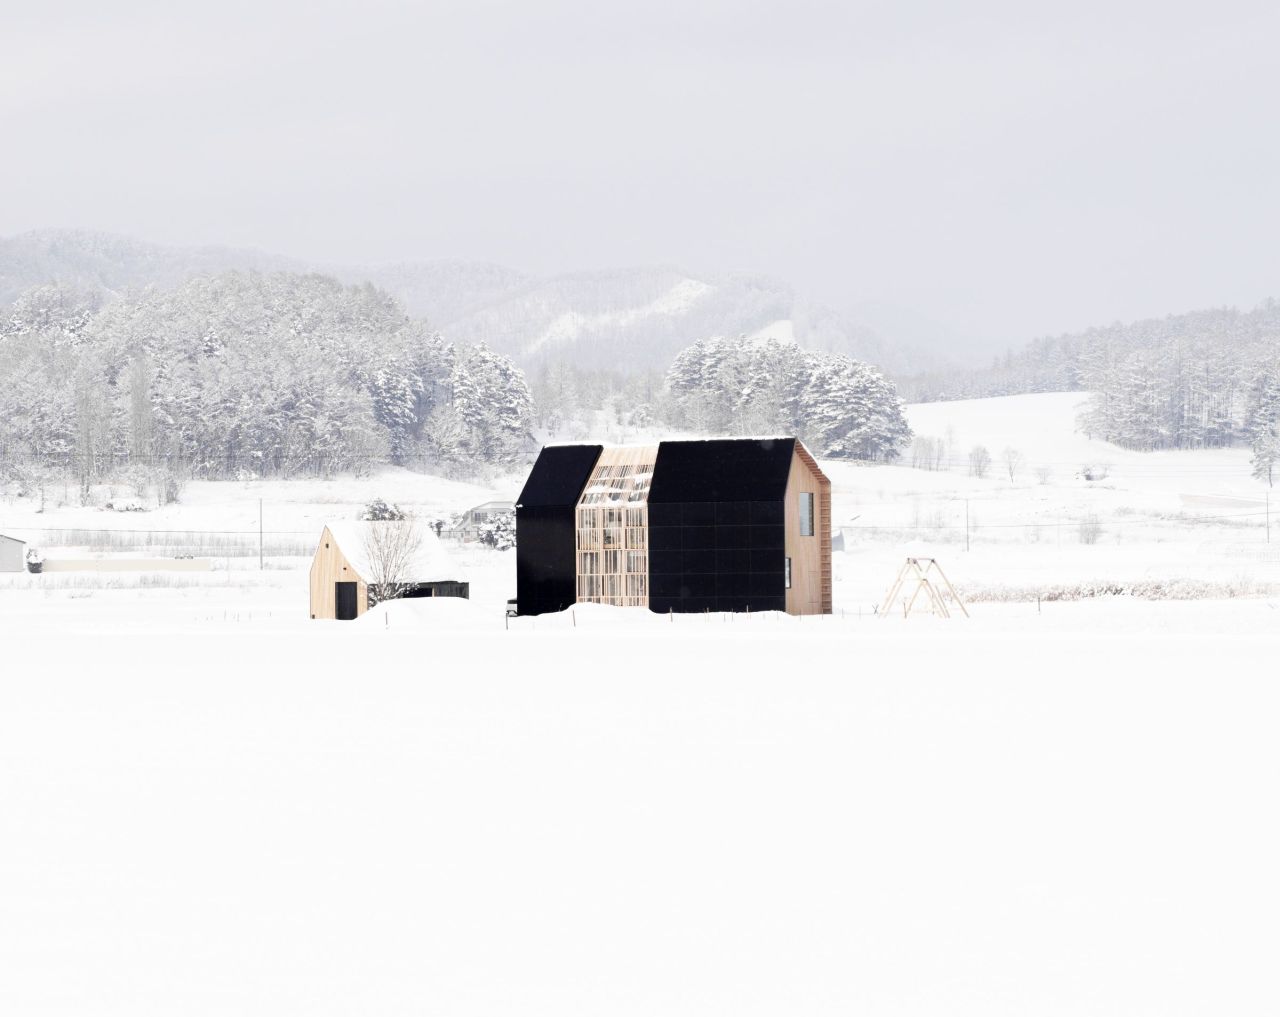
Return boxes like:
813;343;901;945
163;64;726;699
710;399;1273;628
575;445;657;608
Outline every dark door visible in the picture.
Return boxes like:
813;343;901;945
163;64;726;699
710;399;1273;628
335;581;358;620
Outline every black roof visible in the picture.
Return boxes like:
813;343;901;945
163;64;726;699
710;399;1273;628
648;438;796;503
516;444;603;508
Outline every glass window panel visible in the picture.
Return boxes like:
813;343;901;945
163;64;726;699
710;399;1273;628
799;493;814;537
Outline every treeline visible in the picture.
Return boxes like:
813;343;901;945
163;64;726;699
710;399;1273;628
662;337;910;460
902;301;1280;461
0;272;533;493
531;339;912;461
0;273;914;503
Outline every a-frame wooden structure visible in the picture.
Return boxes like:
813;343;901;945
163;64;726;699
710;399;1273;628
880;557;969;619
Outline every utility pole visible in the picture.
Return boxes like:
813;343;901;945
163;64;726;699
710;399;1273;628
259;498;264;570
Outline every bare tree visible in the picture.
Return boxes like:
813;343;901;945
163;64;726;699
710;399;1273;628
362;518;424;607
932;436;946;472
127;355;154;464
73;359;112;504
911;435;942;470
968;444;991;478
1003;446;1024;484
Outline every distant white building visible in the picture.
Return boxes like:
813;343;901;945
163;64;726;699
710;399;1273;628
0;533;25;572
448;500;515;541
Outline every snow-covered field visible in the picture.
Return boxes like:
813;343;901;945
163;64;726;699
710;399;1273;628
2;392;1279;1014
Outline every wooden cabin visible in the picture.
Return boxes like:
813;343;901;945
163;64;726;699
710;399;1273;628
309;521;469;620
515;437;831;616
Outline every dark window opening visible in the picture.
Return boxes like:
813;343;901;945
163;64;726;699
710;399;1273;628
335;581;358;620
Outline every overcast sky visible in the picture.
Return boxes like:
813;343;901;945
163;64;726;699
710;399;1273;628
4;0;1278;351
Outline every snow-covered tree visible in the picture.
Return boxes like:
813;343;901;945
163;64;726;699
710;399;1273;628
662;336;910;460
1246;365;1280;487
449;343;533;463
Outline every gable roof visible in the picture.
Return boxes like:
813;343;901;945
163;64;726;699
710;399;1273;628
321;521;461;583
0;533;24;545
517;444;603;508
648;437;797;503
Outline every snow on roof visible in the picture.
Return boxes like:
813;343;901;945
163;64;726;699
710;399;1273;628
667;435;796;444
542;436;797;449
322;520;461;583
0;532;24;544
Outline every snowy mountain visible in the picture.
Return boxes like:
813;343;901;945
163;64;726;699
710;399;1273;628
356;264;909;374
0;229;921;376
0;229;303;305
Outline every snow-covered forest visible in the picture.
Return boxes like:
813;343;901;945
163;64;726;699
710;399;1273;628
0;274;536;489
662;337;911;461
904;301;1280;472
0;271;913;494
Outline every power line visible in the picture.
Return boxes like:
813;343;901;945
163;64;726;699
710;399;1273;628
839;510;1273;532
0;524;317;535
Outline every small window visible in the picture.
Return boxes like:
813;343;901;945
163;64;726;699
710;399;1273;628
799;492;814;536
785;557;792;589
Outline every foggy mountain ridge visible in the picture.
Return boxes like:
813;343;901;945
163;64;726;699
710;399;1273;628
0;228;938;377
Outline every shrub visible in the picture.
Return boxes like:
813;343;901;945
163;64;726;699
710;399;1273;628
361;497;406;521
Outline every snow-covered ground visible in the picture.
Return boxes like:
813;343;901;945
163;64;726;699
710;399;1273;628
2;393;1279;1014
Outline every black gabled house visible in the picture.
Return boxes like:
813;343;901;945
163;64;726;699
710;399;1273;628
515;437;831;616
514;443;603;616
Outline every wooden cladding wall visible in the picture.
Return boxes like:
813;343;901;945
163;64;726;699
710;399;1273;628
784;443;833;615
309;525;368;620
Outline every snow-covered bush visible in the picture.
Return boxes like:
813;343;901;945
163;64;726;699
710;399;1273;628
105;497;146;512
960;577;1267;602
360;497;406;521
477;513;516;550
